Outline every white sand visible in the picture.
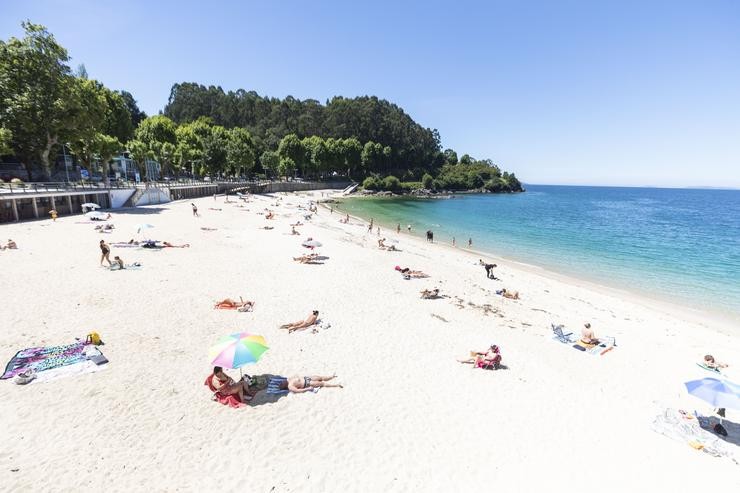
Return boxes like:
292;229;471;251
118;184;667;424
0;191;738;492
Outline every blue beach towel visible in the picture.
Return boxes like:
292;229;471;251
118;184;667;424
267;376;289;394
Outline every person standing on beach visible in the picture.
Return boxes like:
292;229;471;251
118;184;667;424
452;237;456;247
99;240;112;267
479;259;498;279
49;209;58;221
468;237;472;248
407;224;412;233
377;227;381;236
426;230;434;243
191;203;199;217
397;223;401;234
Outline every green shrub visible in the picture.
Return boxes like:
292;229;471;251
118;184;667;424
362;176;380;190
382;175;401;192
421;173;434;190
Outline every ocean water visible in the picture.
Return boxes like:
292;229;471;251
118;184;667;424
340;185;740;320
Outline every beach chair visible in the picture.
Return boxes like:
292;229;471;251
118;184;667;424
552;324;575;344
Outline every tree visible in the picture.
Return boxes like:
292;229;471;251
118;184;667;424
422;173;434;190
102;89;134;143
135;115;177;148
341;137;362;178
175;118;211;176
0;22;105;178
201;125;229;176
277;134;306;176
157;142;177;178
92;133;122;186
226;127;256;177
459;154;472;165
443;149;458;166
0;128;12;155
118;90;146;127
260;150;279;178
278;157;295;180
127;139;153;180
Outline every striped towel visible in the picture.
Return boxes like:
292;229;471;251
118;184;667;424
267;376;288;394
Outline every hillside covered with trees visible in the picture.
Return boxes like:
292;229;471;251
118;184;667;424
0;22;523;193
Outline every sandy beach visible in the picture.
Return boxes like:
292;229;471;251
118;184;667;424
1;191;738;492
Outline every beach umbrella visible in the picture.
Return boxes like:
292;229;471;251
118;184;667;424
136;223;154;234
81;203;100;209
302;240;322;249
684;377;740;410
209;332;269;375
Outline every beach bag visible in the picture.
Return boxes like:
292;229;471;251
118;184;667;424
86;332;103;345
14;369;36;385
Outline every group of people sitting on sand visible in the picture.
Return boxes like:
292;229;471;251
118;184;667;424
214;297;255;312
0;239;17;250
420;288;441;299
377;238;398;251
95;224;115;232
209;367;342;404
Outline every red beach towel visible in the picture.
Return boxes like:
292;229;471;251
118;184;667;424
204;375;245;408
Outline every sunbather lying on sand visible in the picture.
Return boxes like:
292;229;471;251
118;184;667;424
395;266;428;279
458;344;502;369
290;226;300;235
2;239;17;250
580;322;599;345
293;253;320;264
162;241;190;248
703;354;728;370
214;297;255;311
274;374;342;393
496;288;520;300
420;288;440;299
261;226;274;230
265;212;275;220
280;310;319;332
211;366;255;403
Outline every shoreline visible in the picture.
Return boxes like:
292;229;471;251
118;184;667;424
326;194;739;336
2;190;738;491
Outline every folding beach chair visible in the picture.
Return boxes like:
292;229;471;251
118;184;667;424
551;324;575;344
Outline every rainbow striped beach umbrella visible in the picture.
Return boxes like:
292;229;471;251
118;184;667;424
209;332;269;370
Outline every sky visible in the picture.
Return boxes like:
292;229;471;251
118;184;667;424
2;0;740;188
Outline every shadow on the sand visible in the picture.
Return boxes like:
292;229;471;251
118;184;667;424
247;374;290;407
113;207;169;216
698;415;740;446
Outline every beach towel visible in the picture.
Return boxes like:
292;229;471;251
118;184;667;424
2;342;89;380
652;408;737;463
572;336;615;355
109;263;142;271
266;376;289;395
23;360;108;385
204;375;245;408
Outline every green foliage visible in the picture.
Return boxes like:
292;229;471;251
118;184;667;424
421;173;434;190
102;89;134;143
0;128;12;155
362;176;380;191
226;127;256;176
277;134;307;174
382;175;401;192
135;115;177;147
278;156;295;179
260;150;280;177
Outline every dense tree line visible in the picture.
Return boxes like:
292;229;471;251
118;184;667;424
0;22;522;193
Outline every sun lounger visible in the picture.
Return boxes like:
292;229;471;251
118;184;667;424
551;324;575;344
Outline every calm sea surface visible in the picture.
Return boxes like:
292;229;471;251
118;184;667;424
340;185;740;320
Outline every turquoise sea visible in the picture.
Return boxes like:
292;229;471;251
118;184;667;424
340;185;740;320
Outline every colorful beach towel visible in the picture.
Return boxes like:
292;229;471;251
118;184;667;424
572;336;616;355
1;342;89;380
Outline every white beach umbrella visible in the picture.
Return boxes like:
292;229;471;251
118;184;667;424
136;223;155;234
81;203;100;209
302;239;322;249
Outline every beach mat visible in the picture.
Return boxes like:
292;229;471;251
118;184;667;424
2;341;89;380
27;359;108;384
109;263;142;271
572;336;616;355
652;408;738;463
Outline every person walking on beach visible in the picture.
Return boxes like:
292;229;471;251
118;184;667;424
377;227;381;236
49;209;58;221
99;240;112;267
452;237;456;247
479;259;498;279
407;224;412;233
426;230;434;243
397;223;401;234
468;237;472;248
191;203;199;217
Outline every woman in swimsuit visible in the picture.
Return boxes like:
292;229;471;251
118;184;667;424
99;240;112;266
211;366;253;403
458;345;502;369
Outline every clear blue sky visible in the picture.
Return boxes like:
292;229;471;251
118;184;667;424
2;0;739;187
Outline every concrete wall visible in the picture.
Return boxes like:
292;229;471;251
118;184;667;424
136;187;170;206
110;189;136;208
250;181;351;194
